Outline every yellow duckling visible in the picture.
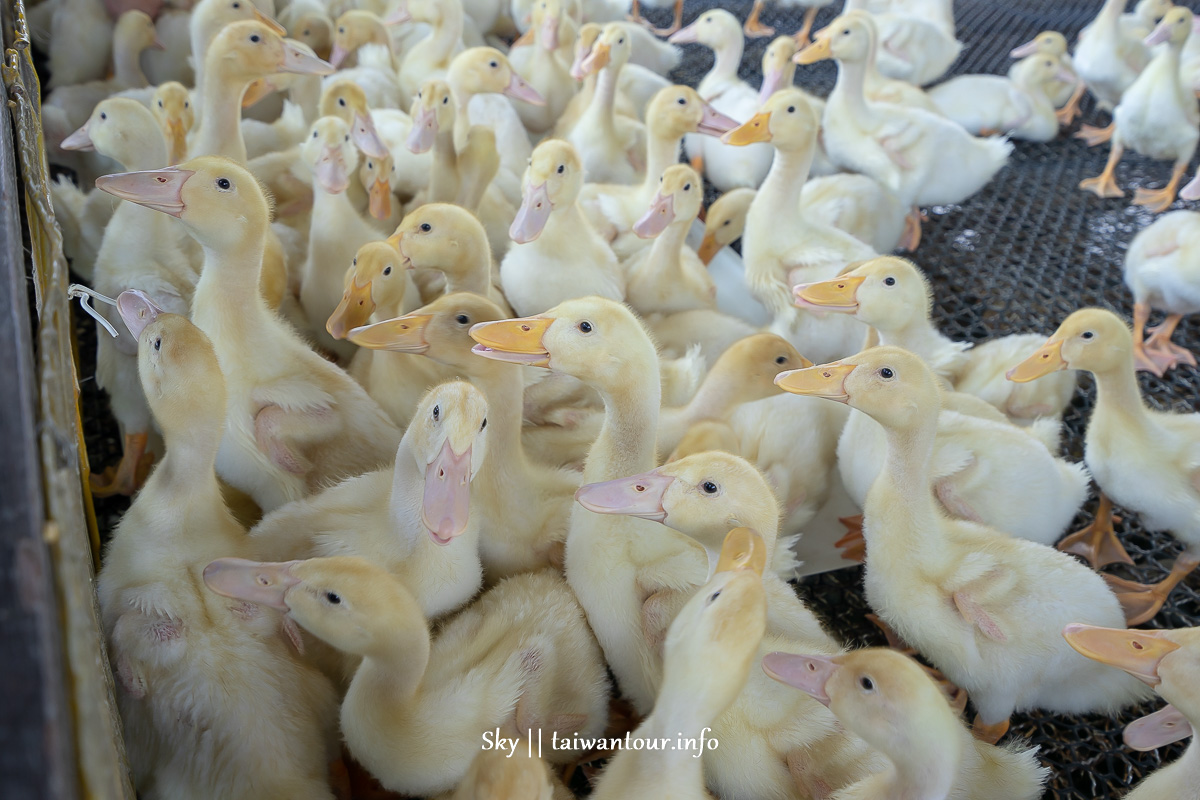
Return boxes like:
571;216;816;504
151;81;194;166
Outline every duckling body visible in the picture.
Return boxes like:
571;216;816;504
567;23;647;185
844;0;962;86
930;54;1072;142
1124;210;1200;375
1074;0;1155;112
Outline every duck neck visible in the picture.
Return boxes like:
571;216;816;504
195;68;249;162
154;416;225;503
583;62;623;138
758;144;812;216
585;368;661;482
679;366;747;424
707;37;744;92
831;57;871;123
429;127;461;203
883;723;961;800
1097;0;1126;26
632;702;712;778
641;220;690;281
388;440;428;558
1090;361;1156;438
452;90;473;151
643;132;681;195
472;361;527;470
865;411;944;554
113;42;149;88
439;242;491;295
192;231;272;344
426;2;463;66
348;620;430;715
111;133;168;172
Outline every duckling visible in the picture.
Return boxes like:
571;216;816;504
801;11;1010;250
929;53;1075;142
723;89;873;364
670;10;773;192
1123;209;1200;375
350;293;582;579
151;81;194;166
501;139;625;316
591;529;769;800
328;9;395;68
97;157;401;513
97;298;338;800
777;347;1153;741
1063;624;1200;800
394;0;467;99
189;0;285;99
698;187;755;265
1080;8;1200;214
438;744;571;800
756;36;842;176
203;558;610;796
624;164;714;315
1010;30;1084;125
42;0;113;88
794;256;1077;423
251;381;487;619
1008;308;1200;623
799;174;908;254
841;0;962;86
510;0;575;134
567;22;647;185
763;647;1049;799
279;0;334;61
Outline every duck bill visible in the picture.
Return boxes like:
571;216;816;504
1124;705;1192;752
761;652;838;706
1005;338;1066;383
633;192;676;239
774;361;855;402
569;41;593;79
697;232;722;264
574;472;675;522
329;42;350;67
504;72;546;106
383;3;411;25
346;313;431;352
697;100;739;137
95;167;192;217
351;111;388;159
202;557;301;611
510;181;553;243
717;527;767;575
422;440;473;545
1062;623;1180;686
116;289;164;340
1144;20;1173;47
540;13;560;50
668;19;700;44
315;147;350;193
1009;38;1041;58
580;41;610;74
242;77;276;108
758;66;784;105
61;121;95;151
795;31;833;65
281;40;335;74
326;278;375;339
793;275;864;312
722;111;772;146
253;7;288;35
368;176;392;219
469;317;553;366
406;105;438;153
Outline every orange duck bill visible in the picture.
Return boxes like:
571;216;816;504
95;167;193;217
326;278;377;340
793;275;865;312
722;111;772;146
1006;338;1066;383
774;362;856;402
346;313;432;352
1062;623;1180;686
469;317;553;366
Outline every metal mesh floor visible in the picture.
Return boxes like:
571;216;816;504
73;1;1200;798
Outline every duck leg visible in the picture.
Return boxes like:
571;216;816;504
835;515;865;562
791;5;819;45
971;716;1010;745
1078;141;1125;199
1075;121;1115;146
89;432;153;497
899;206;924;251
1132;302;1167;376
1056;82;1086;126
1134;161;1189;214
1056;494;1134;568
744;0;775;38
1105;551;1200;626
1144;312;1198;373
651;0;684;36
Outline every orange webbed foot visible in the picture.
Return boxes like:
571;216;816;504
1104;553;1200;626
1079;172;1124;199
1133;184;1179;215
1075;123;1114;147
836;515;865;562
972;716;1010;745
1056;495;1133;569
899;208;924;251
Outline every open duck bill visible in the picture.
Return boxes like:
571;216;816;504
667;20;700;44
368;174;392;219
579;41;610;75
574;472;675;522
468;317;553;366
117;289;165;340
793;275;865;312
774;361;855;402
61;120;95;151
510;182;553;243
540;13;560;50
95;167;193;218
1124;704;1192;751
407;105;438;154
315;147;350;193
1005;338;1066;383
203;557;302;611
718;527;768;574
761;652;838;706
697;101;740;137
697;232;722;265
723;111;772;146
281;40;335;75
423;439;473;545
253;8;288;36
504;73;547;106
633;192;676;239
351;112;389;159
1062;623;1181;687
794;30;833;65
346;313;432;352
326;277;376;339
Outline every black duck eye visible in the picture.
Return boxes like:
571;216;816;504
1082;331;1094;339
884;276;896;286
683;183;691;191
153;337;161;351
880;367;894;379
557;164;565;174
216;177;232;190
775;355;787;365
578;320;592;333
442;96;449;104
184;101;189;108
455;314;470;324
859;676;875;692
250;34;261;42
100;112;107;120
618;38;624;44
382;266;391;275
312;130;318;138
489;60;499;68
157;100;163;108
787;105;795;113
677;96;687;105
433;404;440;420
842;28;850;35
232;1;239;7
339;97;347;106
339;26;345;33
344;135;349;142
701;481;718;494
706;590;721;604
303;28;310;35
352;257;357;266
722;219;731;226
480;418;487;430
325;591;341;604
367;161;374;168
420;222;432;232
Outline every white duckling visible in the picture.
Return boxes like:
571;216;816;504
97;300;338;800
929;53;1076;142
1009;30;1085;125
799;174;908;254
567;22;647;185
1063;624;1200;800
510;0;575;135
250;381;487;619
394;0;467;100
764;647;1049;799
151;81;194;166
1123;209;1200;375
98;157;401;513
794;256;1078;423
624;164;714;316
189;0;284;99
1009;309;1200;624
722;89;873;364
203;558;610;796
279;0;334;62
42;0;113;88
669;9;774;192
1080;7;1200;214
327;9;395;69
350;293;581;578
777;347;1153;741
698;187;755;265
591;529;770;800
501;139;625;316
800;11;1011;250
841;0;962;86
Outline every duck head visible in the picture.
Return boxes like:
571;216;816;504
303;116;358;194
759;35;799;103
1007;308;1132;382
698;187;755;264
207;20;333;85
1010;29;1068;58
358;151;395;220
385;203;492;285
576;21;632;78
569;22;602;79
794;256;930;332
1145;6;1194;48
669;8;742;53
407;79;455;154
349;292;507;372
286;8;333;60
646;84;739;141
326;241;408;339
511;139;583;243
150;82;193;165
63;98;166;171
448;47;546;106
319;80;389;159
634;163;701;239
724;88;818;151
329;9;390;67
796;11;875;66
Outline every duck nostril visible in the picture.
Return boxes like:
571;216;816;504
1133;641;1145;650
635;484;646;492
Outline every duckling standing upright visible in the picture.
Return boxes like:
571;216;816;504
567;22;647;185
1009;309;1200;624
1123;210;1200;375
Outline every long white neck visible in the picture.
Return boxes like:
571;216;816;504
581;61;622;139
1090;361;1157;441
830;56;871;125
643;132;681;196
113;41;149;88
876;316;952;361
425;3;463;66
193;66;249;163
863;411;947;565
639;220;690;284
429;126;461;203
757;143;812;217
584;371;660;484
470;362;533;499
706;37;743;91
191;230;272;350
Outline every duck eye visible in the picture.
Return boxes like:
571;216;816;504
489;60;499;68
339;97;347;106
880;367;894;379
1081;331;1094;339
232;1;239;6
312;130;318;138
153;337;161;351
184;101;189;108
352;257;357;266
722;219;731;226
557;164;565;174
339;26;345;33
303;28;310;35
578;320;593;333
775;355;787;365
100;112;107;120
250;34;260;42
859;676;875;692
883;276;896;286
344;135;349;142
683;183;691;191
382;266;391;275
442;96;449;104
618;38;624;44
433;404;440;420
367;161;374;168
157;100;163;108
480;418;487;430
455;314;470;324
325;591;341;604
787;105;795;113
701;481;718;494
216;177;232;190
420;222;432;232
706;590;721;604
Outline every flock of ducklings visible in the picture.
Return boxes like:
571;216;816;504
31;0;1200;795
